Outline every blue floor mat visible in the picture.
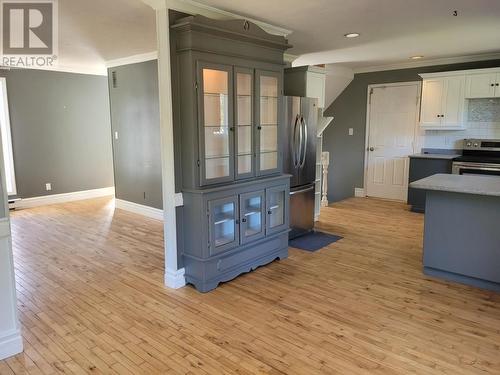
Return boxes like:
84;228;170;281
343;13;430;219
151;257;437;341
289;231;343;252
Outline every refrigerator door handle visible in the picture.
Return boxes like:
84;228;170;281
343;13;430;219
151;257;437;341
298;115;304;167
290;185;315;195
299;115;308;168
292;114;300;168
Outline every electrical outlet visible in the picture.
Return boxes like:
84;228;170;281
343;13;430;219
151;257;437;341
349;128;354;136
45;183;52;191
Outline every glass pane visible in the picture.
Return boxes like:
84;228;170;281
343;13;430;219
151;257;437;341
260;152;277;171
238;155;252;175
206;157;230;180
260;76;278;97
237;96;251;125
269;190;284;228
260;75;278;172
237;126;252;155
203;68;229;180
260;125;277;152
213;201;235;247
244;195;262;237
260;97;277;125
237;73;252;176
205;127;229;158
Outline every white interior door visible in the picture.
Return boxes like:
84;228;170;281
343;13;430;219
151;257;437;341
366;83;420;201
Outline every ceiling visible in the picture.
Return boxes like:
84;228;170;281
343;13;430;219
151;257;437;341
52;0;500;73
194;0;500;69
57;0;156;73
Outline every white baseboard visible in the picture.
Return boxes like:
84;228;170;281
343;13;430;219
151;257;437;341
164;268;186;289
354;188;366;197
115;199;164;221
14;187;115;209
0;330;23;360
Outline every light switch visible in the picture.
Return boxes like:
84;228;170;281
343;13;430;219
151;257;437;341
114;131;119;140
45;183;52;191
348;128;354;136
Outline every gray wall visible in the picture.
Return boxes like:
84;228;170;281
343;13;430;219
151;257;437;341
108;60;163;209
2;69;114;198
323;59;500;202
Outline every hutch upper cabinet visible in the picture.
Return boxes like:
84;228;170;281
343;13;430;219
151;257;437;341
171;15;291;292
173;16;287;189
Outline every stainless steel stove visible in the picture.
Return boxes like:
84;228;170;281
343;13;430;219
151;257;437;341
452;139;500;176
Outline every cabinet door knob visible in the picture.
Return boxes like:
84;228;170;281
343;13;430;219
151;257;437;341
257;126;262;130
267;210;272;215
241;218;247;223
369;147;375;152
491;83;495;87
496;83;499;86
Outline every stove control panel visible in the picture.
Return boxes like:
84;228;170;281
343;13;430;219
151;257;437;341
463;139;500;151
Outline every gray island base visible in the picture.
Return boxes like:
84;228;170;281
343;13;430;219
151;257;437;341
410;174;500;292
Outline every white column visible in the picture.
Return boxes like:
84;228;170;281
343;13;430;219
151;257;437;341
0;125;22;358
0;230;22;360
321;151;329;207
156;5;185;288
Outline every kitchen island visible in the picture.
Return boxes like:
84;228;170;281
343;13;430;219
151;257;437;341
410;174;500;292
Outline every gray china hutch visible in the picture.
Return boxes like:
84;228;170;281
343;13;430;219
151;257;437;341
171;15;291;292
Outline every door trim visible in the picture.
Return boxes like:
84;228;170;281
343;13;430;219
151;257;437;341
363;81;422;199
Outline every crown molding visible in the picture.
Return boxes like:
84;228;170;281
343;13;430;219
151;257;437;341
352;52;500;74
106;51;158;68
0;64;107;76
142;0;292;37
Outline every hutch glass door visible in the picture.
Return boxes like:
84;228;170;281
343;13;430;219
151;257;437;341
266;185;288;235
209;196;239;255
235;68;254;179
240;191;265;244
201;64;234;184
258;71;280;175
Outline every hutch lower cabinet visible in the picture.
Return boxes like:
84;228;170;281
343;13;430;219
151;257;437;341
171;15;291;292
182;176;290;292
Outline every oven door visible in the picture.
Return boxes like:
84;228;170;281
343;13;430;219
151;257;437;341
452;162;500;177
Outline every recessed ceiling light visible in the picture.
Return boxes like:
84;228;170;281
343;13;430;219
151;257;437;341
344;33;360;38
410;55;424;60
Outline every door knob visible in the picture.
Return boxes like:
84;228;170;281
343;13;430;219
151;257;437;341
369;147;375;151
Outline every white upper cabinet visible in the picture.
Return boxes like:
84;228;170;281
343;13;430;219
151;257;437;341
465;72;500;98
419;75;465;130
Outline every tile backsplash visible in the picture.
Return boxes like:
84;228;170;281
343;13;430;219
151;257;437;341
421;98;500;150
468;98;500;122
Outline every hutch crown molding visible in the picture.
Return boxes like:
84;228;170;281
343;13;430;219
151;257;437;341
171;15;292;292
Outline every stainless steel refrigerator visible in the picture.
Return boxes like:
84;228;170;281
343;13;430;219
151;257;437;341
283;96;318;239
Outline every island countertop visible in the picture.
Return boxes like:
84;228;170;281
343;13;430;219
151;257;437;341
410;174;500;197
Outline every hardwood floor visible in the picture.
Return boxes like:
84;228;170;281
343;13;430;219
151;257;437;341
1;197;499;374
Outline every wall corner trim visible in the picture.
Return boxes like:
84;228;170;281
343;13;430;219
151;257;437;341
0;330;23;361
14;187;115;209
114;199;164;221
354;188;366;198
164;267;186;289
